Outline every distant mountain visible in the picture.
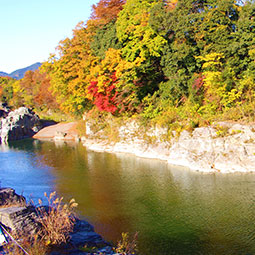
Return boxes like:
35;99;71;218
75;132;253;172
9;62;42;80
0;71;8;77
0;62;42;80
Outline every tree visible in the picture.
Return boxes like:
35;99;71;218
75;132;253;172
88;74;118;114
151;0;201;105
194;0;239;55
87;48;135;113
90;0;126;26
90;21;122;59
116;0;167;62
0;77;15;104
46;22;96;115
114;0;167;112
10;69;58;111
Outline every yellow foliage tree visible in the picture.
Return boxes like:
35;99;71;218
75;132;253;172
197;52;240;114
46;22;97;114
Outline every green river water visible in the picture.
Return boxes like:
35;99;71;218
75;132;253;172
1;139;255;255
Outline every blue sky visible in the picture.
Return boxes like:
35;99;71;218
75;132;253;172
0;0;99;73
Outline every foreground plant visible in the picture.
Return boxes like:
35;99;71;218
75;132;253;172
37;191;78;246
114;232;139;255
3;231;48;255
3;191;78;254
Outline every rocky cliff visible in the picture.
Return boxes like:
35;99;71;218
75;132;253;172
83;120;255;173
0;107;41;144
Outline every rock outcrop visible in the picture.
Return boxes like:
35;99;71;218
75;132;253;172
0;206;41;236
0;188;40;236
0;102;10;118
0;188;112;254
0;107;41;144
83;120;255;173
0;188;26;207
33;122;79;141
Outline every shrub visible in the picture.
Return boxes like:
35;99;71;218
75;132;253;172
114;232;139;255
3;230;47;255
36;191;78;246
3;192;78;254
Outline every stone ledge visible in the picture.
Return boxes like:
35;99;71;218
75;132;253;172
0;188;26;206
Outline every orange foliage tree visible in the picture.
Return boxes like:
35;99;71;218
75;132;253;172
90;0;126;26
11;69;57;111
46;22;96;114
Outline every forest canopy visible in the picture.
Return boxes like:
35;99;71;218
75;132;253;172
1;0;255;126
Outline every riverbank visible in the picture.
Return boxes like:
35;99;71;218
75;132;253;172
33;120;255;174
33;122;79;141
0;188;112;255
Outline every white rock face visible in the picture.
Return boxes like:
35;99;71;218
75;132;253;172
84;121;255;173
0;107;41;144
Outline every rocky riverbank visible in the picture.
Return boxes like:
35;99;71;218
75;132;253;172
0;188;112;254
32;117;255;173
82;120;255;174
0;105;41;144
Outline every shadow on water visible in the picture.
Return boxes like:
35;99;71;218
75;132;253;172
7;138;38;151
1;139;255;254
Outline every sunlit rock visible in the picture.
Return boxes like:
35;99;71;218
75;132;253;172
83;120;255;173
0;107;41;144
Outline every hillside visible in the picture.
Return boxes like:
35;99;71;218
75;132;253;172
0;62;42;80
1;0;255;127
0;71;8;77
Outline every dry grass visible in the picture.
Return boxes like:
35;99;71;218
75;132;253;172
3;191;78;255
36;191;78;245
114;232;139;255
3;232;48;255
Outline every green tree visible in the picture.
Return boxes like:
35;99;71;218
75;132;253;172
114;0;167;112
151;0;201;105
117;0;167;62
90;21;122;59
0;77;15;105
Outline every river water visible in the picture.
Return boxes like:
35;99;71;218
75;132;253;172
1;139;255;255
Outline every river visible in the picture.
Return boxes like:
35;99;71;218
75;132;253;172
1;139;255;255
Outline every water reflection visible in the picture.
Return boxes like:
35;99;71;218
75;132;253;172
0;139;54;202
1;139;255;254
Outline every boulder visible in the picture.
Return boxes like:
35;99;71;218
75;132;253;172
0;110;8;118
0;107;42;144
0;188;112;254
0;188;26;206
0;188;40;236
0;206;41;236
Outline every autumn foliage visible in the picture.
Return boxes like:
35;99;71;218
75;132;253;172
88;73;118;114
90;0;126;25
2;0;255;124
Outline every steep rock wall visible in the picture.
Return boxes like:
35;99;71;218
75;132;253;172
0;107;41;144
83;121;255;173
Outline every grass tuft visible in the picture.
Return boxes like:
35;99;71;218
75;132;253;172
36;191;78;246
